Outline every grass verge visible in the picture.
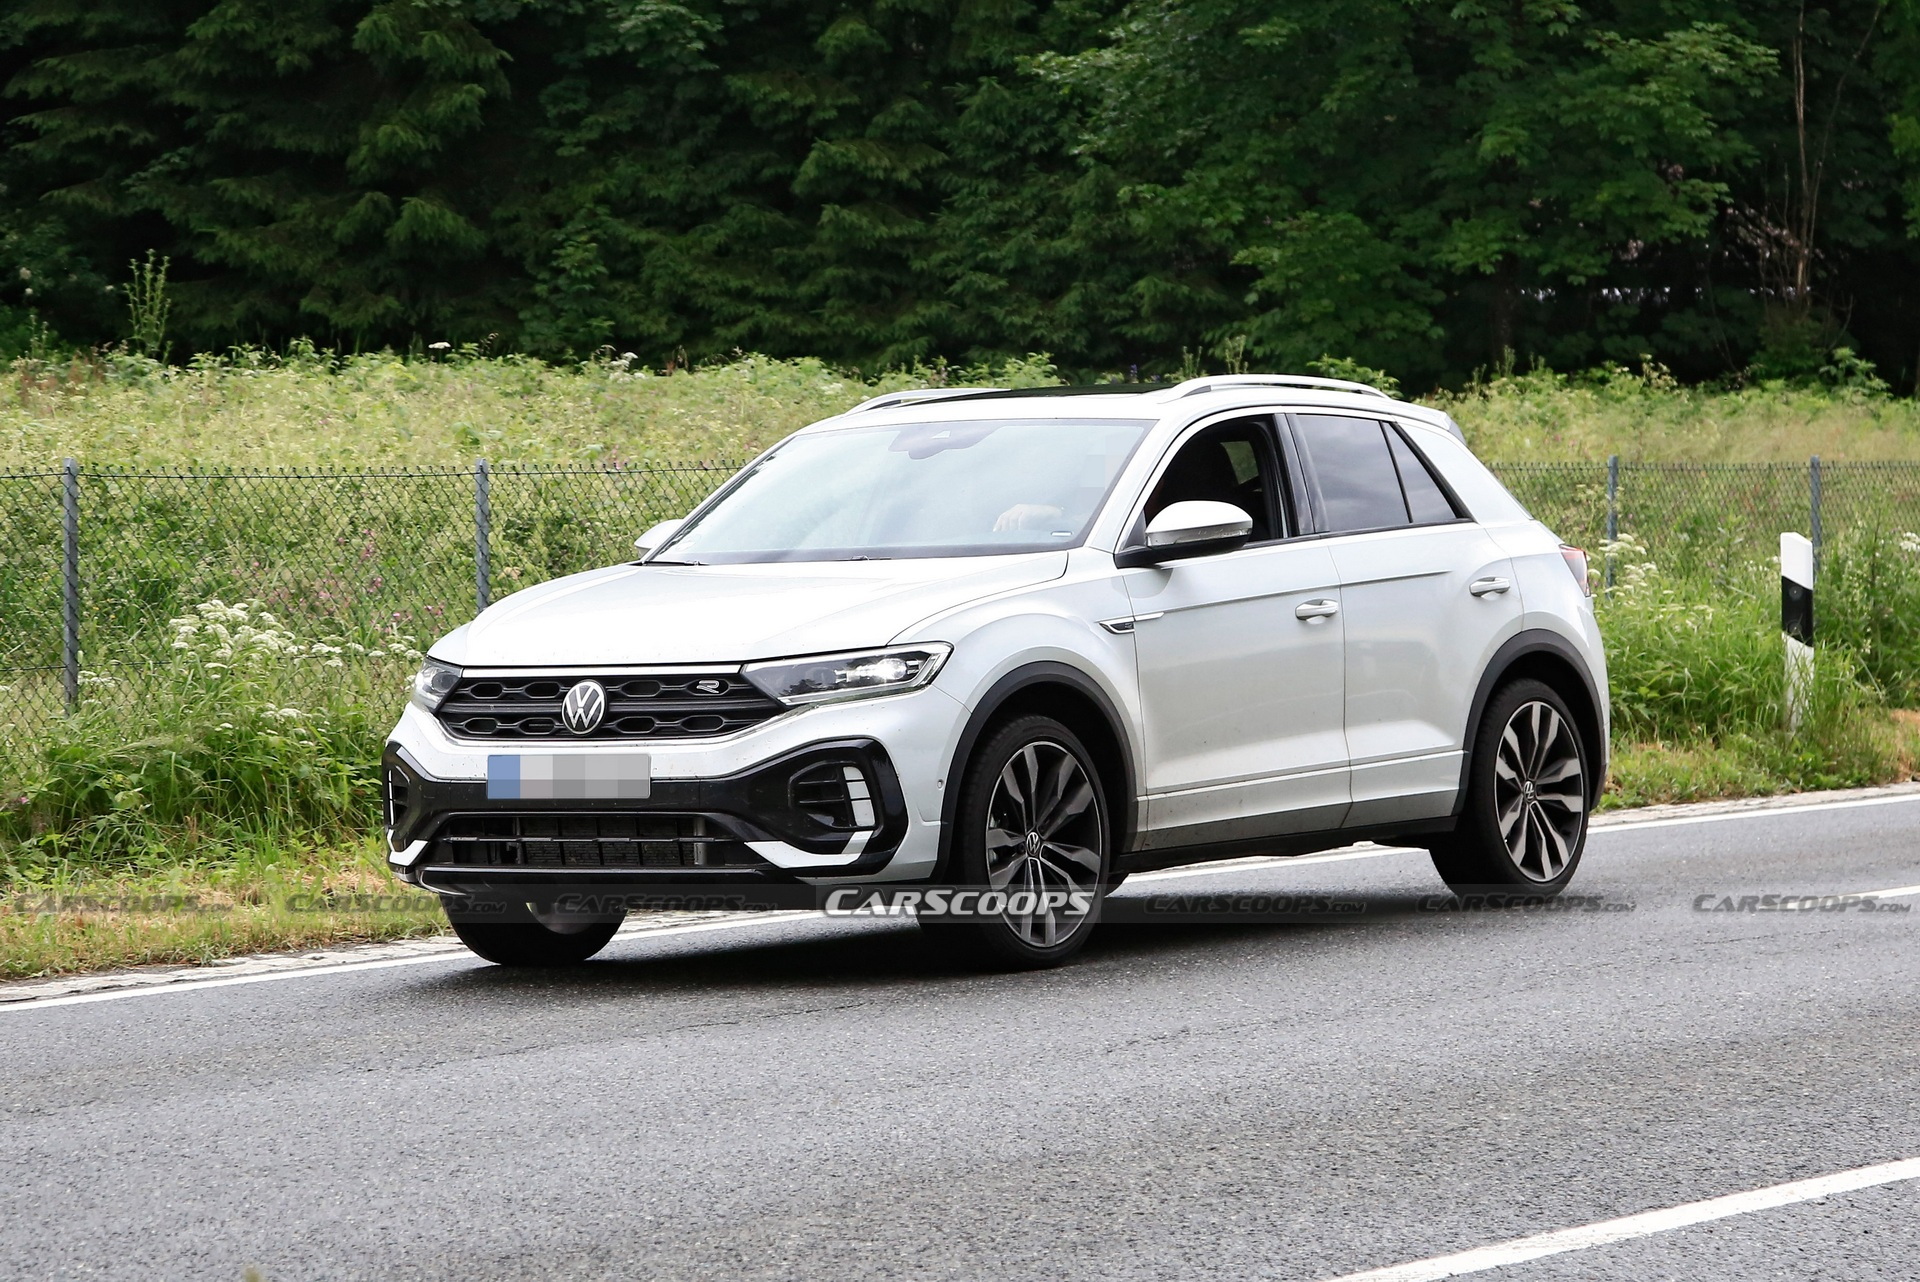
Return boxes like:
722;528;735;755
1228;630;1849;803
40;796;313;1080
0;839;442;981
1603;711;1920;809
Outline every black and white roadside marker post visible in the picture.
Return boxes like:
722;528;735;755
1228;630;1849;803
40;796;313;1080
1781;532;1814;732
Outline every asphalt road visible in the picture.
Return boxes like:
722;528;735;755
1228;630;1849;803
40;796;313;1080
3;794;1918;1282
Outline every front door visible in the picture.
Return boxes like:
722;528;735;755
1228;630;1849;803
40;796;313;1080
1122;416;1350;849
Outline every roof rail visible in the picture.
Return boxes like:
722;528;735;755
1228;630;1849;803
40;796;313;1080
845;387;1005;414
1167;374;1392;401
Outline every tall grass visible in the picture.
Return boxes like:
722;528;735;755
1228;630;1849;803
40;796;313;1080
0;346;1061;468
2;601;411;873
1821;527;1920;707
1594;537;1920;803
6;346;1920;469
1436;363;1920;462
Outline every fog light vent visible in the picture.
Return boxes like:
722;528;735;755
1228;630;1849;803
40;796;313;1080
790;762;876;831
384;764;412;830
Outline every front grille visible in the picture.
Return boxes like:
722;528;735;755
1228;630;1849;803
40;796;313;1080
425;813;764;869
436;673;784;741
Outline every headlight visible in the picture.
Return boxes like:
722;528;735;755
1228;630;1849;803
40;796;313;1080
743;644;951;707
411;658;463;711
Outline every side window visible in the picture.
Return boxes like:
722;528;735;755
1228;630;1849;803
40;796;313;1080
1143;418;1282;542
1294;415;1408;533
1387;427;1462;524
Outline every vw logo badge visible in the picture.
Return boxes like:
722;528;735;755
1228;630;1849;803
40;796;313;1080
561;680;607;735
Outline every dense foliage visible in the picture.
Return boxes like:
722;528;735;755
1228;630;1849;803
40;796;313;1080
2;1;1917;388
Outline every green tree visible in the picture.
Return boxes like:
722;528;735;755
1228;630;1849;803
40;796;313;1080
1041;0;1777;383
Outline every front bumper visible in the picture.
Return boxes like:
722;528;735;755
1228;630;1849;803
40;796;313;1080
382;687;958;893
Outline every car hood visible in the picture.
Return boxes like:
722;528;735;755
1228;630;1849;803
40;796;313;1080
438;553;1068;667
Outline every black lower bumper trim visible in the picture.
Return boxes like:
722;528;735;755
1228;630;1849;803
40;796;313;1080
422;872;826;913
385;737;910;879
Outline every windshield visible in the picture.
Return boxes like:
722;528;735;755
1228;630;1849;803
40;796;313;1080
656;418;1153;563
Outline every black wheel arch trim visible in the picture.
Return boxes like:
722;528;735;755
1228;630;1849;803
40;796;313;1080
937;661;1141;878
1456;629;1607;813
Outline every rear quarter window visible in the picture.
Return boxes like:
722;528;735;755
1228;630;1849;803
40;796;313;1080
1386;427;1461;524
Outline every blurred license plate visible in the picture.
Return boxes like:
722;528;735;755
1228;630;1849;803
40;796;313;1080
486;754;651;801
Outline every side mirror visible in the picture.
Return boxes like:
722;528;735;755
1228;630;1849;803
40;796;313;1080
634;518;684;559
1116;501;1253;568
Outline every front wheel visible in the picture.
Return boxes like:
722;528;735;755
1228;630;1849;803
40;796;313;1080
920;715;1111;970
447;899;625;966
1430;678;1591;896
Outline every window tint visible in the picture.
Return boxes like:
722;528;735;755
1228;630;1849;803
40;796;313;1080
1144;419;1280;541
1295;415;1408;533
1387;427;1460;524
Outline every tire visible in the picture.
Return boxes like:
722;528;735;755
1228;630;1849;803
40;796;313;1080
920;714;1112;970
1430;678;1592;896
446;899;625;966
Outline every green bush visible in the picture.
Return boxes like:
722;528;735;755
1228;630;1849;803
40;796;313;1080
1595;543;1904;795
1;601;412;870
1821;527;1920;707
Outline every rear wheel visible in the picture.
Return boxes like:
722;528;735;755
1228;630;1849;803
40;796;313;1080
1430;678;1591;895
446;899;625;966
921;715;1111;970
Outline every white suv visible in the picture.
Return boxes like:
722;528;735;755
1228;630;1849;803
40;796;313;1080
385;374;1607;969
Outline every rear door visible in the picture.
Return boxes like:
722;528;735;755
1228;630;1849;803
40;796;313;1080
1288;413;1524;827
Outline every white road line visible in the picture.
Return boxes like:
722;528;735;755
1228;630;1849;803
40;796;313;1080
1591;789;1920;833
1858;883;1920;899
0;912;824;1013
1320;1157;1920;1282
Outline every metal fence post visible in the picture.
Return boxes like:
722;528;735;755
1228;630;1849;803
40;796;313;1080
1604;454;1619;593
474;458;491;614
1809;454;1822;577
61;457;79;712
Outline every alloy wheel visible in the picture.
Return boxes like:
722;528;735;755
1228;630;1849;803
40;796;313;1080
1494;700;1586;881
983;740;1104;947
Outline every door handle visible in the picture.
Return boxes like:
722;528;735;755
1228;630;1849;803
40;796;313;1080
1295;598;1340;620
1469;576;1512;597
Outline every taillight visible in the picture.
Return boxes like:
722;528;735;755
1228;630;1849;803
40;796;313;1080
1560;545;1592;596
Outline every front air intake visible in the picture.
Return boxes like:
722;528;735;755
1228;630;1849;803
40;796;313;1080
384;763;412;830
789;762;877;832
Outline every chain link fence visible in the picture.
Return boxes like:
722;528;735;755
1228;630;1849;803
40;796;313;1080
1497;459;1920;584
0;462;736;787
2;456;1917;788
